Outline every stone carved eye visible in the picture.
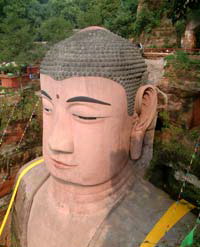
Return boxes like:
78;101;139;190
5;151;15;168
78;116;97;120
44;107;52;113
73;114;97;120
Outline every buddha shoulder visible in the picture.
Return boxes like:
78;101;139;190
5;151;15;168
92;174;196;247
13;157;49;224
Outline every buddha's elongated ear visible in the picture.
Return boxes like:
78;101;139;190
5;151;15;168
130;85;158;160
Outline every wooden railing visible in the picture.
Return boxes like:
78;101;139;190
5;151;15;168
144;48;200;54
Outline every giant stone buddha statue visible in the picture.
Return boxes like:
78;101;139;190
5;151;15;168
11;27;195;247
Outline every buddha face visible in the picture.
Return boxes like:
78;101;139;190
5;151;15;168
41;74;133;186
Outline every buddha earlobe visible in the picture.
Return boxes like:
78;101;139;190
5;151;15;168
130;85;158;160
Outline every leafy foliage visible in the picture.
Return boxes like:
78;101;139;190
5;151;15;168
0;87;41;132
165;51;192;70
102;0;138;37
132;5;160;36
0;0;138;64
0;15;34;63
0;0;199;65
0;62;26;75
175;19;187;47
147;111;200;205
168;0;200;23
164;51;200;83
38;16;73;43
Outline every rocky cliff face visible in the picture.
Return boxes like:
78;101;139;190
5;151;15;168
157;77;200;129
137;0;200;49
181;20;200;49
136;0;177;48
140;19;177;48
145;53;200;206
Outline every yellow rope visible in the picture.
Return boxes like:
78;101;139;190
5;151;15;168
0;157;195;246
0;158;44;237
140;199;195;247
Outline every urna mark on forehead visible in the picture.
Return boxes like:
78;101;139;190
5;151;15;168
40;26;147;115
41;89;111;106
40;75;129;111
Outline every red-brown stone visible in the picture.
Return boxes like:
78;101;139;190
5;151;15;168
0;176;15;198
189;97;200;129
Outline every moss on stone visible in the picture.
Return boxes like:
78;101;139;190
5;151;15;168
147;124;200;206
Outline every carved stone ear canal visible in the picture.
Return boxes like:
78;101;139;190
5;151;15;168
130;85;158;160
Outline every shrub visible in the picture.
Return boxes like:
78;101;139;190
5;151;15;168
0;62;26;76
133;6;160;36
165;51;200;70
164;51;200;84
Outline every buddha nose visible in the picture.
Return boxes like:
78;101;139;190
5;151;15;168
48;114;74;154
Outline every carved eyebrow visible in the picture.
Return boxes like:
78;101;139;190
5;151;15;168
66;96;111;106
41;90;52;100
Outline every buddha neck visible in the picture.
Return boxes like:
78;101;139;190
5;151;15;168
47;160;134;215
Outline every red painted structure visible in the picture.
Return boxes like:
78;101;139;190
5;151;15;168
26;65;40;75
0;74;29;88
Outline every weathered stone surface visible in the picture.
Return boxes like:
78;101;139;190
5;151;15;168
175;170;200;189
147;53;200;210
12;161;196;247
145;58;165;84
189;97;200;129
156;76;200;128
181;20;200;49
139;19;177;48
182;30;197;49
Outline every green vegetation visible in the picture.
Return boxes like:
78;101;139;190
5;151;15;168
132;5;160;36
168;0;200;24
175;20;186;47
147;110;200;205
0;86;42;172
38;17;73;44
0;62;26;76
147;108;200;247
165;51;200;70
164;51;200;84
0;86;42;143
168;0;200;49
0;0;138;63
2;0;199;64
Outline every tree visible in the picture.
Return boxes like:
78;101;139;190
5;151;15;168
133;4;160;37
0;0;140;63
101;0;138;37
27;1;50;29
0;0;46;63
38;0;49;3
168;0;200;48
39;16;73;43
76;1;103;28
2;0;38;19
0;15;34;63
168;0;200;24
0;0;9;22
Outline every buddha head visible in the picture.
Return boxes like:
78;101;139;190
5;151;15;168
40;27;157;186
